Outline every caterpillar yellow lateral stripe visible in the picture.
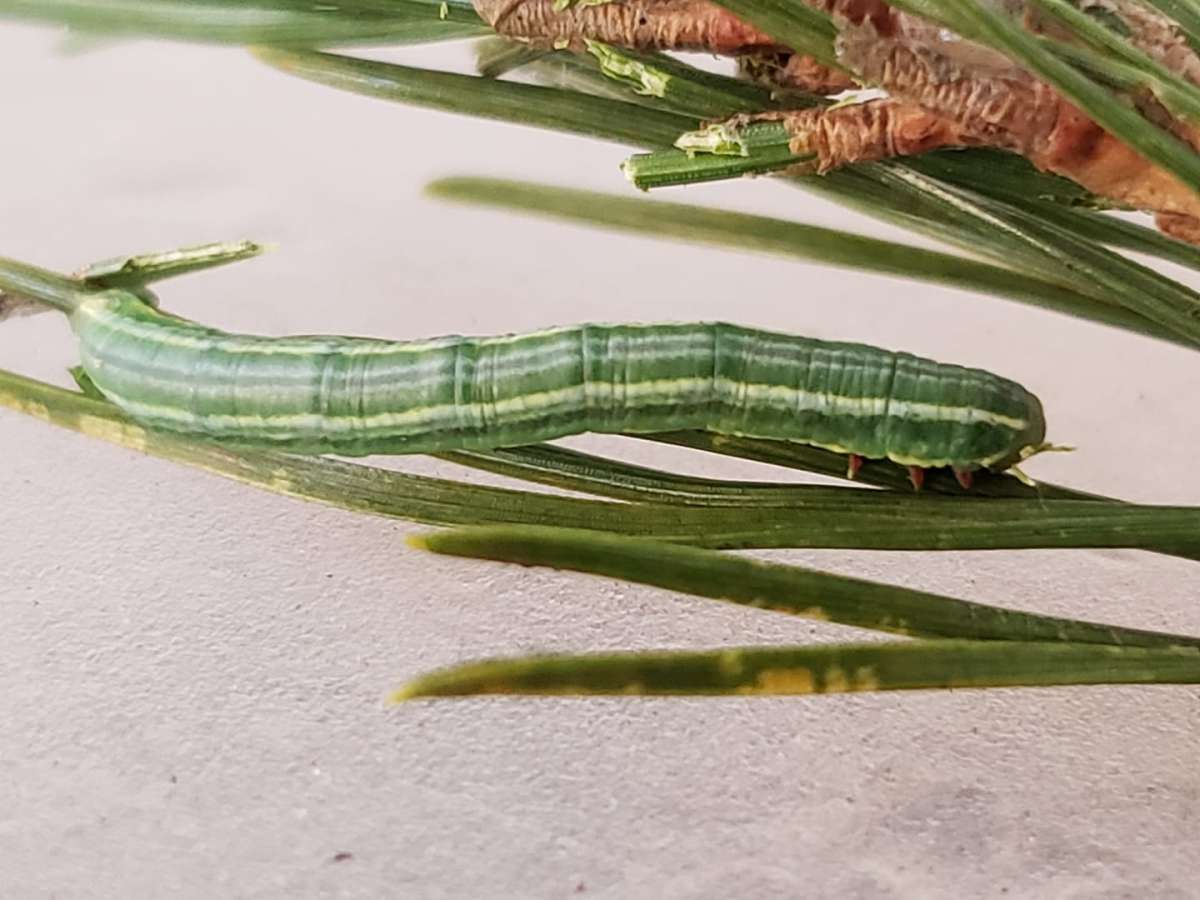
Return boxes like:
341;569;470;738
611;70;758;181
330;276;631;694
4;254;1052;488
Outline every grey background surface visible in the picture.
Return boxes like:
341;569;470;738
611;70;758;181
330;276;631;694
1;26;1198;900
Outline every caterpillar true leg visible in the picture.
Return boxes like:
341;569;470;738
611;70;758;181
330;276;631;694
846;453;863;480
907;466;925;493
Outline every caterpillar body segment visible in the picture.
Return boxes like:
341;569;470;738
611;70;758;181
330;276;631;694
68;289;1048;477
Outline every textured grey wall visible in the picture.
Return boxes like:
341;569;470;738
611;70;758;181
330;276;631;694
2;27;1198;900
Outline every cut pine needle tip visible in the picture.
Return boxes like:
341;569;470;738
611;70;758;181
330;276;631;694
0;239;271;321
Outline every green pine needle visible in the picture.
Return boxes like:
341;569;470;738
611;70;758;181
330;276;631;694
395;639;1200;699
411;526;1200;646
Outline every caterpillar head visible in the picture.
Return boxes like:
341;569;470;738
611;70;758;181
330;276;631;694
987;390;1060;477
992;400;1073;487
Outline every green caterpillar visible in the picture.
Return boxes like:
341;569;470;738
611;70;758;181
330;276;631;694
13;259;1051;487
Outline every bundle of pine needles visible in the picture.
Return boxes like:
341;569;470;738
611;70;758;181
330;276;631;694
3;0;1200;701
